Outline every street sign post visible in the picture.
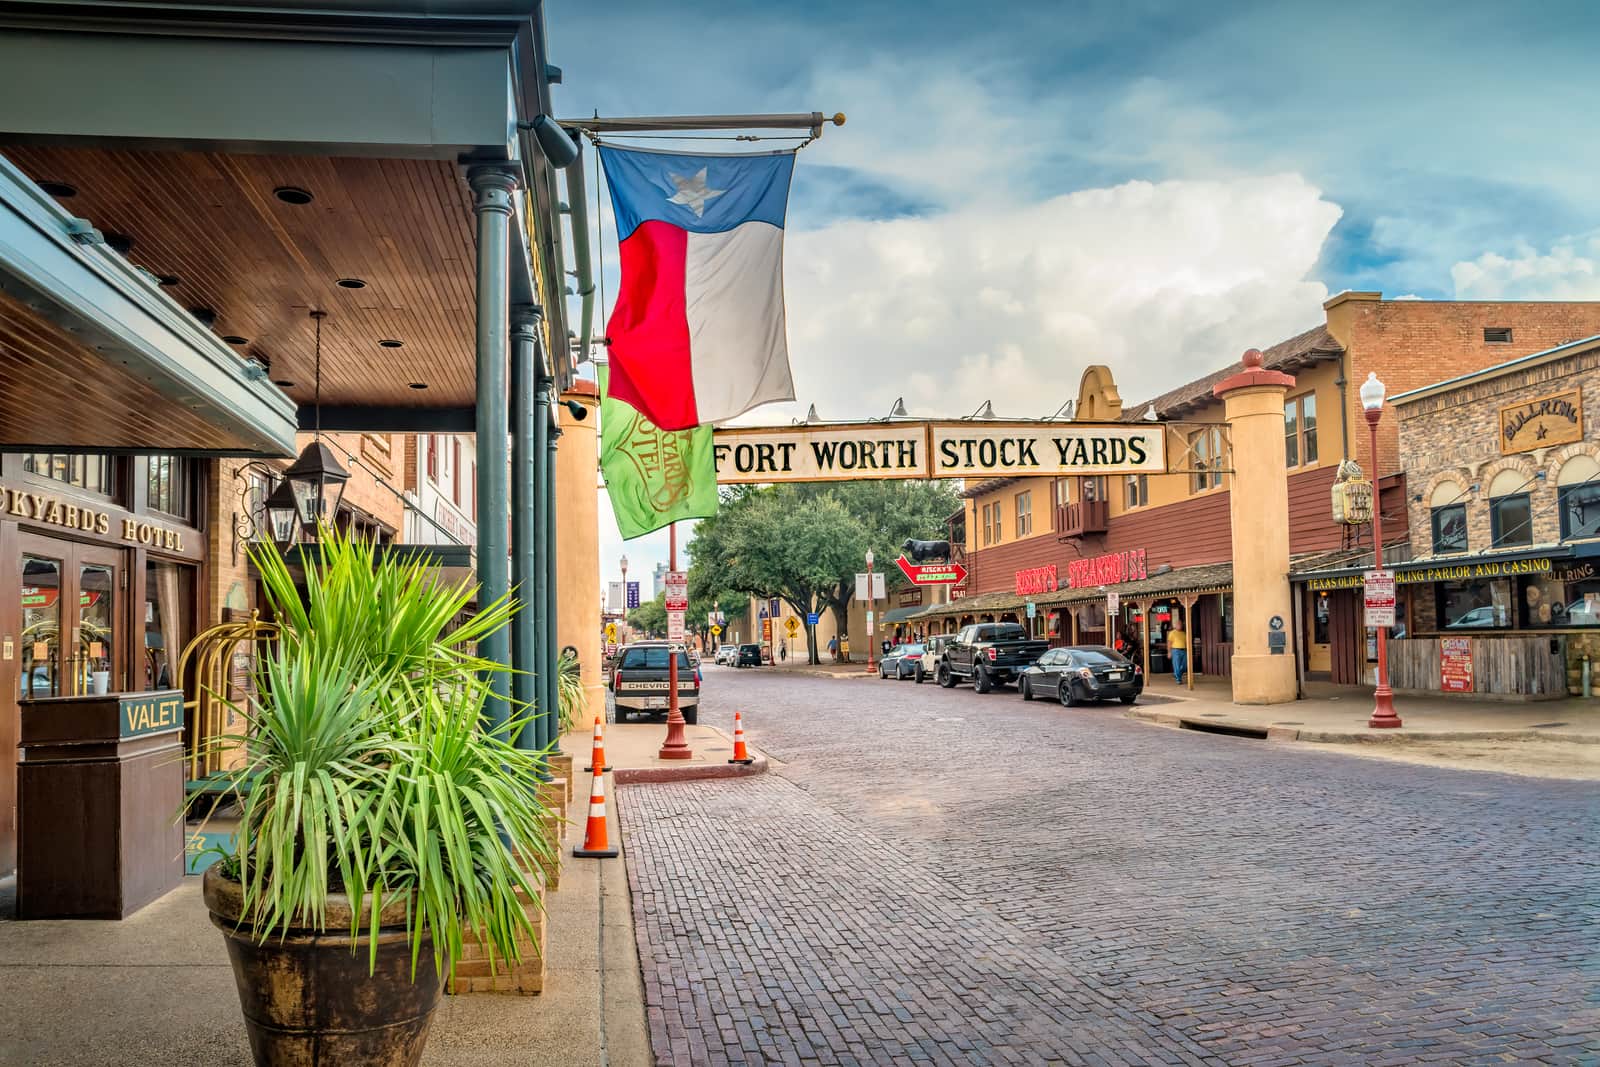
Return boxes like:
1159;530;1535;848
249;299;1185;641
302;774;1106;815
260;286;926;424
1364;569;1396;628
1107;591;1120;617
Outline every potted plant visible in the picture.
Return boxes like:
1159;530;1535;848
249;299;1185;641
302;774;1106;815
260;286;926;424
197;530;555;1065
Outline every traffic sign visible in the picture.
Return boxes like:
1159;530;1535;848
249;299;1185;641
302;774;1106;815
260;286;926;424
667;610;685;641
664;571;688;612
784;616;800;637
604;622;617;642
710;624;722;637
1025;601;1036;619
807;612;820;625
1107;591;1120;616
1364;569;1396;627
866;610;875;636
895;555;969;586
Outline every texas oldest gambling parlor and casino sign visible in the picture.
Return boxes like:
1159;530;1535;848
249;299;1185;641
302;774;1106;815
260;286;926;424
711;421;1166;484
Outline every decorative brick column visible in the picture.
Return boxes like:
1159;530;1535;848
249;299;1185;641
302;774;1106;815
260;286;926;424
1214;349;1298;705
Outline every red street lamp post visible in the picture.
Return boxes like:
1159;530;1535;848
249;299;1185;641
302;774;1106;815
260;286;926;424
1361;372;1403;729
659;522;694;759
864;548;876;675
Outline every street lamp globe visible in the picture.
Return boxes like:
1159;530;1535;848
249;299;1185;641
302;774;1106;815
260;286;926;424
864;548;875;567
1359;371;1386;412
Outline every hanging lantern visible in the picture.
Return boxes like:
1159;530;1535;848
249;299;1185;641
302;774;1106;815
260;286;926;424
262;478;301;544
283;440;349;536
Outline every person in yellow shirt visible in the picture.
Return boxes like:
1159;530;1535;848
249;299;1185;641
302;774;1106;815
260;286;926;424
1168;617;1188;684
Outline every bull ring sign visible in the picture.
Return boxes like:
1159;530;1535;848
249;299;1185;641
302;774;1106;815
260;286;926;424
711;421;1167;484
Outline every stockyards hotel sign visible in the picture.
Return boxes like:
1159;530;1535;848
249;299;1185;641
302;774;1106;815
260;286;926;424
712;421;1166;484
1500;388;1582;455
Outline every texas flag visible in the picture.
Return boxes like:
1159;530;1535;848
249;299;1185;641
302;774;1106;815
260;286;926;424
599;145;797;431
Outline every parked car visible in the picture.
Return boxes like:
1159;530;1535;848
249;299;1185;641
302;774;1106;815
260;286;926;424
878;643;924;680
608;641;699;724
938;622;1049;692
1018;645;1142;706
735;643;763;667
915;635;954;683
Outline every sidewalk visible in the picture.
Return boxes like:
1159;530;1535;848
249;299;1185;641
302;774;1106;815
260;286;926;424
568;720;769;782
1130;677;1600;779
757;659;875;680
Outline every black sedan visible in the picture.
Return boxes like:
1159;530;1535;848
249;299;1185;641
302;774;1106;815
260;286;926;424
878;643;925;679
1017;646;1142;706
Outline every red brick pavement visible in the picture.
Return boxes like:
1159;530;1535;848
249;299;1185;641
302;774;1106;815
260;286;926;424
619;668;1600;1066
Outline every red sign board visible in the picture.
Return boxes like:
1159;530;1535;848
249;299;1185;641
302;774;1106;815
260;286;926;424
1363;569;1396;628
761;617;772;642
1066;548;1148;589
895;555;968;586
1440;637;1474;693
1014;564;1058;596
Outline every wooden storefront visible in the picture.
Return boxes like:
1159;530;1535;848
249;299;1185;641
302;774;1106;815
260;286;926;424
0;456;208;875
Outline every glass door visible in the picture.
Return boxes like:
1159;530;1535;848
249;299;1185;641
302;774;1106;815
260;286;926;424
17;536;122;698
20;547;65;700
74;546;120;696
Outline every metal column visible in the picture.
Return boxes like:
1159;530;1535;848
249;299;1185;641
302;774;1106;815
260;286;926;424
510;306;541;750
545;410;562;750
468;165;516;733
532;370;553;749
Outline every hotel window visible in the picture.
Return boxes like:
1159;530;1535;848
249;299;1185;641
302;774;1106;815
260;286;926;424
1284;393;1317;468
1489;469;1532;548
982;501;1002;545
1053;477;1071;507
23;453;114;496
426;435;438;481
1429;481;1468;553
1081;476;1105;501
1124;474;1148;509
452;439;462;507
1015;491;1032;537
1557;455;1600;541
147;455;194;521
1188;427;1224;493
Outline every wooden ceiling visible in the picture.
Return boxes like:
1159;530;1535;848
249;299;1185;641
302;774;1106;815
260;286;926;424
0;285;246;451
2;145;481;411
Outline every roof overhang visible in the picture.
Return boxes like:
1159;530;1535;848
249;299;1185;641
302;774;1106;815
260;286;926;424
0;153;297;454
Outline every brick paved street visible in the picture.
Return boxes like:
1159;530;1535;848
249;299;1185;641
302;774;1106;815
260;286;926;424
619;668;1599;1066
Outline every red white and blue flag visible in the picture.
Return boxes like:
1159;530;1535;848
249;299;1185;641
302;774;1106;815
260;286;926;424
599;145;797;431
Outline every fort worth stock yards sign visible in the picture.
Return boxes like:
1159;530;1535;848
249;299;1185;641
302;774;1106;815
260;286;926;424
712;421;1166;483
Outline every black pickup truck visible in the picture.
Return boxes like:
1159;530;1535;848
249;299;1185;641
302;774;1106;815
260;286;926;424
938;622;1050;693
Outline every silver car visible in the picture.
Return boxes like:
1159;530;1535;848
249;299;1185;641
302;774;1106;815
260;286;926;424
914;635;955;684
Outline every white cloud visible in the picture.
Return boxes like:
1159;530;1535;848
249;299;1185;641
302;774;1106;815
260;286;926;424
1452;233;1600;300
777;172;1342;421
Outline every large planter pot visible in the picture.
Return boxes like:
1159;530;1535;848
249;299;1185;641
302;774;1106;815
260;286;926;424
203;866;442;1066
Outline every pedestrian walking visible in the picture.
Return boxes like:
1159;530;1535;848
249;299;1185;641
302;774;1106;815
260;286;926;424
1168;617;1188;684
827;635;838;662
780;642;788;662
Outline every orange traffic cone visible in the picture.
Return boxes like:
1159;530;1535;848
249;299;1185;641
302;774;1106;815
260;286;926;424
572;767;618;859
584;716;612;773
728;710;754;765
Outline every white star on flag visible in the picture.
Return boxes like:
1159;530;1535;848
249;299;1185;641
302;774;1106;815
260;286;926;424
666;167;725;217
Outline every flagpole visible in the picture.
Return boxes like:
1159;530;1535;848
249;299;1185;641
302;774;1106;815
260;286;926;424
560;112;846;136
659;521;694;760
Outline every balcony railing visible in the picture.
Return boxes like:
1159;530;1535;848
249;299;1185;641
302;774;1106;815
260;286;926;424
1055;498;1109;537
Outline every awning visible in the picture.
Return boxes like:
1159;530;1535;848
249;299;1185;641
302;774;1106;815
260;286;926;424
911;590;1026;620
881;606;927;624
1291;542;1588;589
0;154;296;456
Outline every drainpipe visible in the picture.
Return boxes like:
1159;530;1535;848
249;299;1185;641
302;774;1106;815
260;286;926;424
510;307;541;753
564;147;597;364
1334;367;1351;463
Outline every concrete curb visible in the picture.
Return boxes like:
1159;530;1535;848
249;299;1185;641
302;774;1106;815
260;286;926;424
1123;707;1600;745
610;725;771;784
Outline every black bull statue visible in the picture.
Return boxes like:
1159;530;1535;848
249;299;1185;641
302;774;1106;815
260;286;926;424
902;539;951;563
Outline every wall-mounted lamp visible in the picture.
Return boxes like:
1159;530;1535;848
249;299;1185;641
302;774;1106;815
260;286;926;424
562;398;589;421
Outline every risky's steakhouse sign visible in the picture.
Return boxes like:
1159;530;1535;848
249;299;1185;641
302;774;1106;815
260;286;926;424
712;421;1166;484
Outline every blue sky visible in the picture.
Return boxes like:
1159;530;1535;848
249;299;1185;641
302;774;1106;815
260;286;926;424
547;0;1600;589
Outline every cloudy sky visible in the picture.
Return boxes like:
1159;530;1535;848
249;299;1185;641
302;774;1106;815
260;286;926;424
547;0;1600;591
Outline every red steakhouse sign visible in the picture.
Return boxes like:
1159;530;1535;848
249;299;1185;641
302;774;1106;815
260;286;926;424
1067;549;1147;589
1014;564;1058;596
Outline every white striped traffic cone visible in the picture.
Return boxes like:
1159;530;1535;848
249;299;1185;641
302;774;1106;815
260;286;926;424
572;766;618;859
584;716;612;773
728;710;754;765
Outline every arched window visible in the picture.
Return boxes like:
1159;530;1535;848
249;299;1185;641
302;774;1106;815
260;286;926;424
1489;468;1533;548
1557;455;1600;541
1429;481;1468;554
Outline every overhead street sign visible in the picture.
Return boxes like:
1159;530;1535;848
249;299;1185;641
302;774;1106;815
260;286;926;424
712;420;1166;484
895;555;969;586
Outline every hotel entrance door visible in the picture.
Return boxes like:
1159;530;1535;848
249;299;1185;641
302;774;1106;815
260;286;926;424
3;534;124;874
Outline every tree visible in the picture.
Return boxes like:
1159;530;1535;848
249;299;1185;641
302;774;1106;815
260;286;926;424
627;591;667;638
685;480;959;663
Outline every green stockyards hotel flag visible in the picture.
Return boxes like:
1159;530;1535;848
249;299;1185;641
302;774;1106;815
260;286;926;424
599;365;718;539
